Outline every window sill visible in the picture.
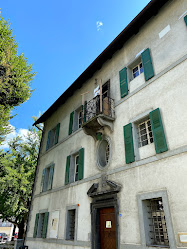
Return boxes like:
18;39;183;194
146;244;170;248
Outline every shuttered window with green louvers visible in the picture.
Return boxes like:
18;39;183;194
119;67;128;98
33;212;49;238
46;123;60;150
141;48;154;81
41;164;55;192
149;108;168;154
65;148;85;185
123;123;135;164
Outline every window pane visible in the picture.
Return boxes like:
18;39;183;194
133;66;139;78
75;155;79;182
138;119;153;147
140;64;144;74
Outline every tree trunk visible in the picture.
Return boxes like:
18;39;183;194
18;219;25;239
11;224;16;241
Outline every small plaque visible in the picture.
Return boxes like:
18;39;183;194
179;233;187;243
106;221;112;228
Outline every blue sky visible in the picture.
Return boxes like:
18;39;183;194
1;0;150;147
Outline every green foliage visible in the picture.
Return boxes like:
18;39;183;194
0;16;35;144
0;123;42;237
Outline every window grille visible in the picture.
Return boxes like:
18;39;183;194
138;119;153;147
147;198;169;246
105;143;110;164
67;209;76;240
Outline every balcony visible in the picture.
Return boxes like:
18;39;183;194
82;95;115;139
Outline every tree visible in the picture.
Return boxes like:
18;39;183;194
0;123;42;239
0;16;35;144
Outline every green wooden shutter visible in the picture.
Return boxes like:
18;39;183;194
184;15;187;26
84;101;87;123
65;155;71;185
46;130;51;151
123;123;135;164
149;108;168;154
33;213;39;238
41;168;46;192
78;148;84;180
55;123;60;144
42;212;49;238
119;67;128;98
48;164;55;190
141;48;154;81
68;112;74;135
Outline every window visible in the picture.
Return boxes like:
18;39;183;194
74;154;79;182
41;164;54;192
138;119;153;147
65;148;84;185
102;80;110;99
33;212;49;238
78;110;82;129
138;191;174;249
46;123;60;151
132;62;143;79
142;198;169;247
66;209;76;240
119;48;154;98
124;108;168;163
69;106;83;135
97;136;111;169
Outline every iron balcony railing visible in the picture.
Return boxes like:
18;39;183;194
83;95;115;123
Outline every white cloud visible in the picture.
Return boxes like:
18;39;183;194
0;125;30;150
96;21;103;31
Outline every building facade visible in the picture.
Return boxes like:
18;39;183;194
25;0;187;249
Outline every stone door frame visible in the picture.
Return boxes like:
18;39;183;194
90;193;120;249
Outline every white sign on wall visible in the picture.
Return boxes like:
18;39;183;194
179;233;187;243
49;211;59;238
